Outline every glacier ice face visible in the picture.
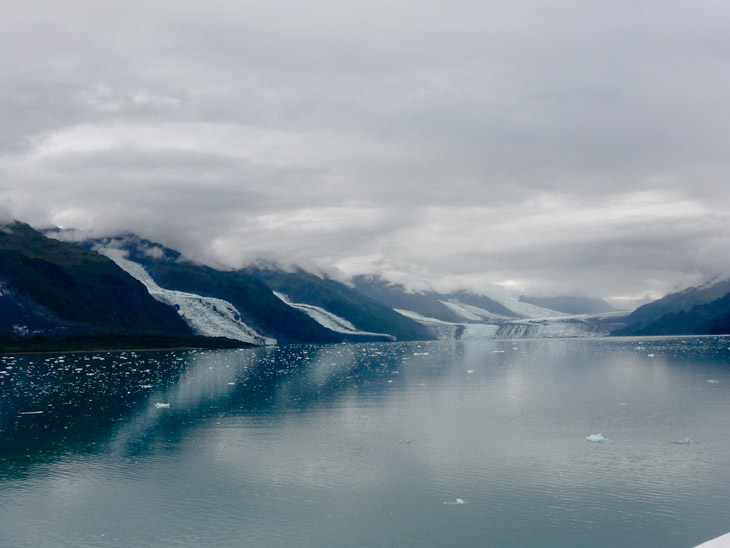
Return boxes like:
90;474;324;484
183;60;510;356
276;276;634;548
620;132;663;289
99;248;276;346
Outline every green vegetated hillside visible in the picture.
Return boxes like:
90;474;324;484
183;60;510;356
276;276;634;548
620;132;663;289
0;222;253;352
0;222;191;333
613;279;730;336
250;268;435;341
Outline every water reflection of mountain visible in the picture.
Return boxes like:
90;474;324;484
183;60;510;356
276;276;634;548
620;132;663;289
0;342;461;475
4;336;728;480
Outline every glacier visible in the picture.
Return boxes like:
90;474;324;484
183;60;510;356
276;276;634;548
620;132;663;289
396;306;613;340
273;292;396;340
439;300;511;322
99;248;276;346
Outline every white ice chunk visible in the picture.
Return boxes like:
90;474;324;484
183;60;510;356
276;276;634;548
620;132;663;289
585;433;609;442
444;498;467;505
154;402;171;409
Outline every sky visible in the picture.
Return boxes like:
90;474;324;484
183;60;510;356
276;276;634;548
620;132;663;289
2;0;730;308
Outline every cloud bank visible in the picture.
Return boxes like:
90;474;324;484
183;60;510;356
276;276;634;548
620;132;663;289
2;0;730;307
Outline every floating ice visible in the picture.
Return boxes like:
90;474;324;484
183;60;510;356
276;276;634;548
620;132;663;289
673;438;692;445
467;369;475;374
154;402;171;409
707;379;721;384
19;411;44;415
647;353;655;358
444;498;467;505
585;433;609;442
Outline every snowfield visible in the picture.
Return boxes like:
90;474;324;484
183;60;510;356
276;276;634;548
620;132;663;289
440;299;512;322
99;248;276;345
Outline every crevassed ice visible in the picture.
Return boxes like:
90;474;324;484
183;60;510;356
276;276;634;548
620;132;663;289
100;249;275;345
273;292;395;340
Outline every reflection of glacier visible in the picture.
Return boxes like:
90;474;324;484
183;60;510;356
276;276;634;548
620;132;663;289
273;292;396;340
100;249;275;345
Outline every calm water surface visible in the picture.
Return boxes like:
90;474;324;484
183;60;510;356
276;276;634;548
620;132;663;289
2;337;730;547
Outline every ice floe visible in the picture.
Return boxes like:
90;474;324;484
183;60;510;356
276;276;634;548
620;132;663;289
585;433;609;442
444;498;467;505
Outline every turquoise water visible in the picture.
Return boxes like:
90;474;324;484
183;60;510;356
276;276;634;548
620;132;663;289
2;337;730;547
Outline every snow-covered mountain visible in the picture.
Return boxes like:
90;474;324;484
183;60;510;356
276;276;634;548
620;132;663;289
273;292;396;341
98;247;276;345
352;274;624;339
2;221;662;354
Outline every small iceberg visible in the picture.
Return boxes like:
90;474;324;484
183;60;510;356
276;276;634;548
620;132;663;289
444;498;467;505
707;379;720;384
154;402;171;409
585;433;609;443
467;369;475;374
673;438;692;445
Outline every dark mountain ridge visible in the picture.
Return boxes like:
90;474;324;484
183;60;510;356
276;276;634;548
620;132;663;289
0;222;251;352
612;278;730;336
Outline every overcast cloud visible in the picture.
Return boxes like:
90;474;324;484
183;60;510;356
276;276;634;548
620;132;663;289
2;0;730;307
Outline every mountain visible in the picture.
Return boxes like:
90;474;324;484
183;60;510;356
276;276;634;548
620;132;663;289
2;221;674;351
249;268;434;342
87;236;416;344
350;274;553;321
518;295;615;315
613;279;730;336
350;275;480;323
0;222;247;352
349;274;622;339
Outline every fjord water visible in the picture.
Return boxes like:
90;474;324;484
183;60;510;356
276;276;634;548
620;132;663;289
2;338;730;547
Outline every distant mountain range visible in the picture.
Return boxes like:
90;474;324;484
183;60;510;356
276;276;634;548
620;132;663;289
2;220;730;352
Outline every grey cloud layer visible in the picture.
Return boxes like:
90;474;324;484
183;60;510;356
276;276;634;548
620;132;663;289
2;0;730;305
